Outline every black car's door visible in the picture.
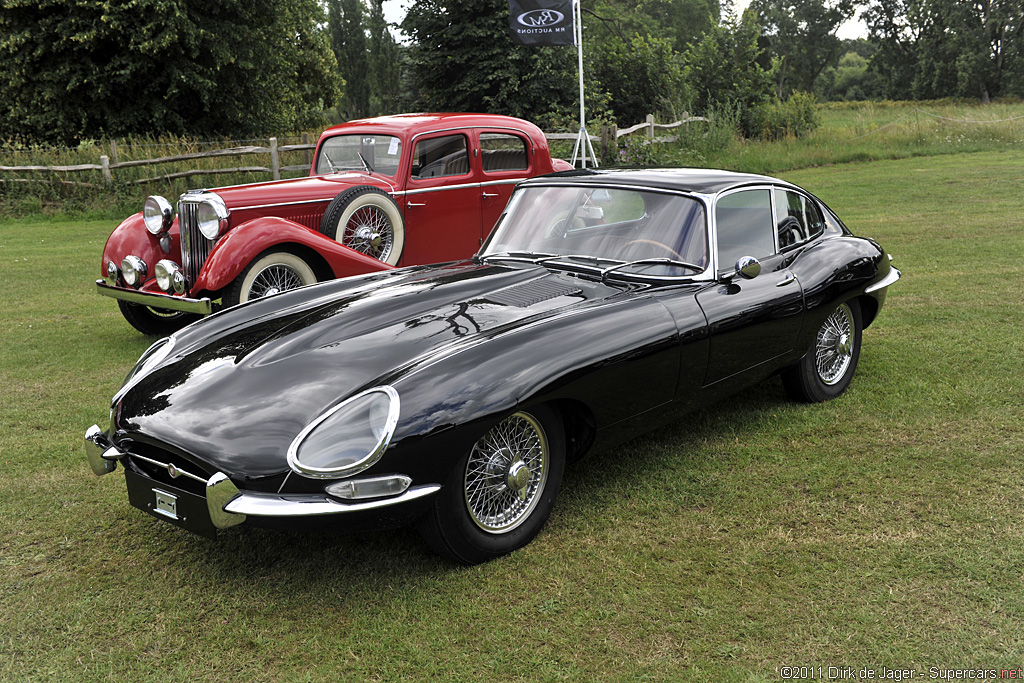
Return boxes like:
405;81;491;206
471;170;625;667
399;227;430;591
697;187;805;387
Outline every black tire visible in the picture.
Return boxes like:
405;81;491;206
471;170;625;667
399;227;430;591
319;186;405;266
418;405;566;565
223;249;319;307
782;299;863;403
117;300;199;336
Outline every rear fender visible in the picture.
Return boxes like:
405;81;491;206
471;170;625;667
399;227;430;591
193;217;394;294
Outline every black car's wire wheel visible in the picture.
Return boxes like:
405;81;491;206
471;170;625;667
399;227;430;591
320;186;405;265
464;412;550;533
225;250;318;306
815;302;856;385
418;405;565;565
782;299;862;403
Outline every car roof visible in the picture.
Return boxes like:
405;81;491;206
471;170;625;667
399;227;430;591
522;168;796;195
318;113;543;140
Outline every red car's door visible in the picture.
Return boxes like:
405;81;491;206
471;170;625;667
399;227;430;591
476;130;536;239
399;132;482;265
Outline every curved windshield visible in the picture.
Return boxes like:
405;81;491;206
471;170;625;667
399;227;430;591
316;134;402;176
481;185;708;276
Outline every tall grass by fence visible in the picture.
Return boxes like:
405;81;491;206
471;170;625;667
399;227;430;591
0;115;705;190
3;100;1023;217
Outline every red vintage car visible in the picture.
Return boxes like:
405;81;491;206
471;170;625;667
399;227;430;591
97;113;573;334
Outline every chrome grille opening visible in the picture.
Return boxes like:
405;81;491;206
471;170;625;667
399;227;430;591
177;194;218;291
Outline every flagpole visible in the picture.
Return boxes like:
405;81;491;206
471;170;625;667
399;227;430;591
570;0;597;168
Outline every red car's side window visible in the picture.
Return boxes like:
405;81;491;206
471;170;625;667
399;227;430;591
409;135;471;179
480;133;529;173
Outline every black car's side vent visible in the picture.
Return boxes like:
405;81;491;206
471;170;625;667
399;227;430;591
487;279;582;308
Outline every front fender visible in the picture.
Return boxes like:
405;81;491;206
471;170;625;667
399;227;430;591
193;217;394;294
101;212;180;280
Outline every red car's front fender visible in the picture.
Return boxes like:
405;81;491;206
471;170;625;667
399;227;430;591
193;217;394;294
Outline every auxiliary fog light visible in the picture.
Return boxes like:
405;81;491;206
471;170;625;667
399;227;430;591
154;260;186;294
121;256;147;287
326;475;412;501
106;260;120;284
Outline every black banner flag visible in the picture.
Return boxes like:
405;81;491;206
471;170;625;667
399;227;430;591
508;0;574;46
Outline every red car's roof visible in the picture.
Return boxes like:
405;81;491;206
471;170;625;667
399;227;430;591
317;113;544;141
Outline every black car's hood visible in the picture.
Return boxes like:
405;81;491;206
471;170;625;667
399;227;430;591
116;262;628;479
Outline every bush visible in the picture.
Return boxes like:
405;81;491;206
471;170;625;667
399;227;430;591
743;91;820;140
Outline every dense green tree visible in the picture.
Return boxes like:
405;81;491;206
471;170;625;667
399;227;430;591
589;34;688;123
817;50;881;99
864;0;1024;100
681;17;776;118
748;0;857;98
329;0;370;119
401;0;576;119
0;0;340;144
584;0;719;53
366;0;404;115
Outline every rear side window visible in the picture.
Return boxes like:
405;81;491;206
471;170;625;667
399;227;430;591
715;190;775;272
480;133;529;172
774;188;825;248
410;135;470;179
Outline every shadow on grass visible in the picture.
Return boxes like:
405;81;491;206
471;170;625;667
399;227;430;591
117;376;795;597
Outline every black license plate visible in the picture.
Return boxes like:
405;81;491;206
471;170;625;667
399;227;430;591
124;469;218;539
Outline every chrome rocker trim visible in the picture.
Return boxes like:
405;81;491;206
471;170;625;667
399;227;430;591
84;424;439;530
96;279;214;315
865;266;902;294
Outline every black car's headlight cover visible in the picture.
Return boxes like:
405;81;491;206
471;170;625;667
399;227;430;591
112;336;175;405
287;386;400;479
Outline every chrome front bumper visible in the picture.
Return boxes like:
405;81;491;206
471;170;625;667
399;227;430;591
95;279;214;315
84;425;439;530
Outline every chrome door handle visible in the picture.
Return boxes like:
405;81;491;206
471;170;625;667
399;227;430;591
406;201;426;207
482;192;500;198
776;272;797;287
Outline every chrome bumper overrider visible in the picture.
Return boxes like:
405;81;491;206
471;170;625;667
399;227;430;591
84;425;439;529
95;279;214;315
865;266;902;294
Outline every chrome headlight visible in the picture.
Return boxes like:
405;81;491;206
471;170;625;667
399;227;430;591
121;255;147;287
196;196;229;240
287;386;400;479
154;260;186;294
143;196;174;235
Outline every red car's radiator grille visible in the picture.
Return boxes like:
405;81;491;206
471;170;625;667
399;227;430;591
177;199;214;291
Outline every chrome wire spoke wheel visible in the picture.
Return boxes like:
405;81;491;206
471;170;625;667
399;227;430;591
248;264;305;299
464;412;550;534
343;206;394;262
815;302;855;385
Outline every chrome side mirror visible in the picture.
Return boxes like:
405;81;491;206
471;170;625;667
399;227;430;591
735;256;761;279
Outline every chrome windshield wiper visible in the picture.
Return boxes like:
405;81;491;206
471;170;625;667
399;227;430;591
321;151;338;173
600;257;705;282
480;251;561;264
357;152;374;174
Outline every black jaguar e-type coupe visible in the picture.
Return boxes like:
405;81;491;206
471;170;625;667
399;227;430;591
85;168;900;564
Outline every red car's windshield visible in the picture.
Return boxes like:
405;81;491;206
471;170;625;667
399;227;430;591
316;134;403;177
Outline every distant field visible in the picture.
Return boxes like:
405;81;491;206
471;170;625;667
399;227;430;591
1;149;1023;680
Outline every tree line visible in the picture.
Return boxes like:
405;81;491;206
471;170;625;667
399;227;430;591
1;0;1022;146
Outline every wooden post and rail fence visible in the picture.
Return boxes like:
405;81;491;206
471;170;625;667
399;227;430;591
0;115;706;189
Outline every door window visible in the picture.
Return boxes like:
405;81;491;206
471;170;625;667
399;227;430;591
410;135;470;179
715;190;775;273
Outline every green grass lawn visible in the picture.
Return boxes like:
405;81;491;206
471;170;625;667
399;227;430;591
2;150;1023;681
